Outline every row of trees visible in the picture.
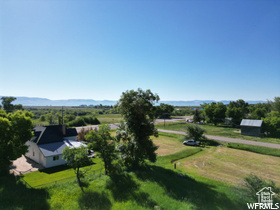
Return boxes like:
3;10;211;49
39;111;100;127
198;97;280;137
201;99;250;126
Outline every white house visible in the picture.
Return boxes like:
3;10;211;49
25;125;85;168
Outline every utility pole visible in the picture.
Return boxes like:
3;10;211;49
62;106;64;125
163;113;169;127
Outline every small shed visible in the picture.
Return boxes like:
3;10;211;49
240;119;263;137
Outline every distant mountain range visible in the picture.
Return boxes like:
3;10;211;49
0;96;266;106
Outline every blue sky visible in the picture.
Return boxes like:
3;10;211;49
1;0;279;101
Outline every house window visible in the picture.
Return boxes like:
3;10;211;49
53;156;59;161
33;151;35;156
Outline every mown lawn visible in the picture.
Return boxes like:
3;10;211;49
151;133;191;156
155;122;280;144
23;158;103;188
175;146;280;186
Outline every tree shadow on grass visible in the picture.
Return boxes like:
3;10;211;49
78;191;112;210
106;173;157;209
39;162;96;174
0;174;50;210
134;165;243;210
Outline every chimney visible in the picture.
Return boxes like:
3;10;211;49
62;124;66;136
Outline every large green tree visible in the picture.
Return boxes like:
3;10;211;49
184;124;206;142
0;110;33;174
116;89;159;168
270;97;280;113
62;146;92;192
262;111;280;138
155;103;174;119
204;102;227;126
226;99;249;125
86;124;118;176
193;109;202;123
1;97;16;113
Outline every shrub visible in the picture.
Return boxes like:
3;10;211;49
83;116;100;125
65;114;76;122
242;174;280;200
77;127;95;141
39;115;46;121
68;117;86;127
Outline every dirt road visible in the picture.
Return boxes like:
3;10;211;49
157;129;280;149
75;120;280;149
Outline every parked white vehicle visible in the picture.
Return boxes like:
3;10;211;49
183;140;200;146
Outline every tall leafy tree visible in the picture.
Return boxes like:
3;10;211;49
0;110;33;174
86;124;118;176
271;97;280;113
261;111;280;137
116;88;159;168
1;97;16;113
193;109;202;123
184;124;206;142
249;108;266;120
62;146;92;192
204;102;227;126
155;103;174;119
226;99;249;125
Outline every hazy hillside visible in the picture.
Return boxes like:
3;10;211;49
0;96;266;106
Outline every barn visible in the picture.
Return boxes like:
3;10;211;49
240;119;263;137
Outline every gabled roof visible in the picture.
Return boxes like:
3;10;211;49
38;139;86;157
32;125;78;145
240;119;263;127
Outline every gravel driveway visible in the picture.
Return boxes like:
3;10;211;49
10;155;44;175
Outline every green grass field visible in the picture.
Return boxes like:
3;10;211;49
95;114;122;124
156;122;280;144
1;133;280;209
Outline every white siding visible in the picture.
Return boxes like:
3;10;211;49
45;154;67;168
25;141;43;165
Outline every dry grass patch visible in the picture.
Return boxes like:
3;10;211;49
151;135;188;156
177;146;280;185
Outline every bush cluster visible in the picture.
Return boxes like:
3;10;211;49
68;116;100;127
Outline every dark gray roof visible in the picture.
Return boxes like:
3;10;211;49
38;141;67;157
240;119;263;127
38;140;86;157
32;125;78;145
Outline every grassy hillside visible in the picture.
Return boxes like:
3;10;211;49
2;133;280;209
